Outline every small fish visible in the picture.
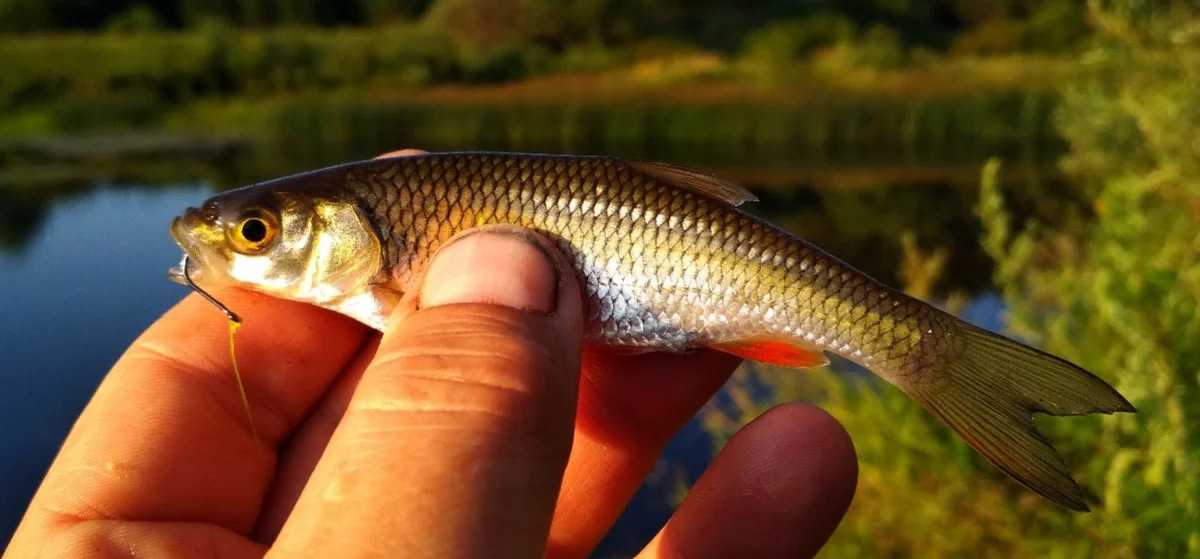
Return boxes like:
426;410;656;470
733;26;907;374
169;152;1133;510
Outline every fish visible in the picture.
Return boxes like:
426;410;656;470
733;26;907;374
169;151;1134;511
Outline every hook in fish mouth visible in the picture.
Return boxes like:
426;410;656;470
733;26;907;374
168;214;195;287
175;253;241;324
168;213;211;286
167;245;201;286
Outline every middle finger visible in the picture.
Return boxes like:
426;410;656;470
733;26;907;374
546;347;740;559
255;335;381;541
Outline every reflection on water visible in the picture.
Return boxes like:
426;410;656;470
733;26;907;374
0;140;1037;552
0;185;213;540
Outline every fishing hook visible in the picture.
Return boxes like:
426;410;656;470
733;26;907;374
180;254;242;324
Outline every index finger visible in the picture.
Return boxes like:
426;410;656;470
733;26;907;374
10;288;369;545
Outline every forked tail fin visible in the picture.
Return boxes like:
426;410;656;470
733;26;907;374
907;320;1135;511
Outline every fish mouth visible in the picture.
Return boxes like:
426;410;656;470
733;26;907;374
167;262;187;286
168;211;206;286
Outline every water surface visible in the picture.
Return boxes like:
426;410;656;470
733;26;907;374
0;184;212;531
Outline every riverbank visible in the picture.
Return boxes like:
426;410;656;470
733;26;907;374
1;26;1072;155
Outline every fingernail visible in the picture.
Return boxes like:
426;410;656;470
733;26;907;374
419;229;559;313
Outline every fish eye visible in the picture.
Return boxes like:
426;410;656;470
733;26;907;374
228;210;279;254
241;218;268;243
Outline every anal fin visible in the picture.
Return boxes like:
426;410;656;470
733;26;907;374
711;337;829;369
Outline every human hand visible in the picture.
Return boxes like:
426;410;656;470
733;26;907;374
8;211;856;558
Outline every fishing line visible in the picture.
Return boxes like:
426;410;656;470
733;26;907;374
180;254;260;443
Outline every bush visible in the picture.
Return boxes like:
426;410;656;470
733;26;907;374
707;2;1200;556
998;3;1200;554
848;24;908;69
103;5;163;33
1023;0;1088;52
952;19;1027;55
741;13;857;66
0;23;536;111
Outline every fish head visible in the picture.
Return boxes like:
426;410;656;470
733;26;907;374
169;187;382;305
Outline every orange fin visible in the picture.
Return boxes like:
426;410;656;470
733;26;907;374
711;337;829;369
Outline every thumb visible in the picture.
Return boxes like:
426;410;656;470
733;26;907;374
272;226;584;559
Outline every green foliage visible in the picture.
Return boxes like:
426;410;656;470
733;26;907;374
740;15;909;71
953;1;1089;55
704;2;1200;556
0;0;1102;129
846;24;909;69
1024;0;1089;52
741;13;857;66
104;5;164;33
0;23;544;116
995;2;1200;553
952;18;1028;55
0;0;1098;57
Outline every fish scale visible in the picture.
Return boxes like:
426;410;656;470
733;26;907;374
347;153;928;364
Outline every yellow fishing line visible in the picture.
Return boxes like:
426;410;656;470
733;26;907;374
178;254;259;443
227;319;259;443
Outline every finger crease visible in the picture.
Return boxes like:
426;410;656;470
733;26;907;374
123;341;292;442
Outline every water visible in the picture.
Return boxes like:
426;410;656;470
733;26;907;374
0;184;213;534
0;142;1038;553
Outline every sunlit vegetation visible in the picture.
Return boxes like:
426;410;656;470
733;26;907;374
1;0;1085;143
704;2;1200;556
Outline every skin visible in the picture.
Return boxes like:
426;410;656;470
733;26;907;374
6;154;857;559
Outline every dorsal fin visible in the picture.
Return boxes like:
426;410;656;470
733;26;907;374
628;160;758;206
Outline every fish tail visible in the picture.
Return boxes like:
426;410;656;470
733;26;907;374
907;319;1134;511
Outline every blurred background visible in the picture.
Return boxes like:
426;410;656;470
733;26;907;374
0;0;1196;556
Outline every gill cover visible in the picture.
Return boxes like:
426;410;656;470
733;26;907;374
208;191;379;305
288;195;381;303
